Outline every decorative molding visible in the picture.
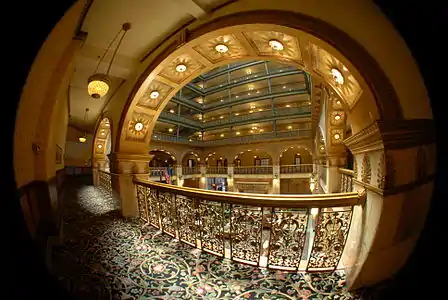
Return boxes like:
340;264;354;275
377;119;436;149
377;153;385;189
343;122;383;154
137;80;174;109
361;153;371;184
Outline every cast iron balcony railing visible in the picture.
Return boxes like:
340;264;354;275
339;168;354;193
234;166;273;175
280;164;314;174
206;166;228;175
159;111;202;130
149;167;176;177
134;178;366;272
183;166;201;175
98;170;113;196
152;129;312;147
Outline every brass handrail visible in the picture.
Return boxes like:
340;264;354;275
339;168;355;176
133;177;365;207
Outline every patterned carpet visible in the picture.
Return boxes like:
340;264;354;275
50;178;361;299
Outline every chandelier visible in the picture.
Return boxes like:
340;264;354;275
78;108;89;143
87;22;132;99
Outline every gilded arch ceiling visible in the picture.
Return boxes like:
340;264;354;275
121;25;365;147
93;117;112;158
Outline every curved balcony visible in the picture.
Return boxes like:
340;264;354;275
234;166;273;175
131;177;366;272
280;164;313;174
206;166;228;175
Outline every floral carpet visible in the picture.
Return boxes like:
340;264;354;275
51;178;361;299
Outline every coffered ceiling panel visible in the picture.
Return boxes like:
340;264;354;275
193;34;249;63
242;31;302;64
137;80;174;109
158;54;205;84
310;43;362;110
125;112;153;141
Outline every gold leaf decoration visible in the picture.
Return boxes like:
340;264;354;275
158;54;204;84
361;153;371;184
377;153;385;189
125;113;152;141
193;34;249;63
138;80;174;109
243;31;302;64
353;156;358;179
330;128;344;145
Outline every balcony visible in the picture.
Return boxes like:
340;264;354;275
280;164;313;174
130;178;366;272
206;166;227;175
152;129;312;147
234;166;273;175
183;166;201;175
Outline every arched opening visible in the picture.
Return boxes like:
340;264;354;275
205;152;228;167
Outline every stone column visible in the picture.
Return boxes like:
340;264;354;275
176;164;183;187
92;157;108;186
272;164;280;194
326;153;347;193
199;164;207;190
227;165;234;192
108;153;152;218
341;120;436;290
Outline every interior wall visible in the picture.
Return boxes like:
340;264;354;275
280;148;312;165
237;150;272;166
183;178;199;188
280;178;311;194
65;126;93;167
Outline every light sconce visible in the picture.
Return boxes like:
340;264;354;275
150;90;160;99
215;44;229;53
331;68;344;85
88;23;131;99
134;122;144;131
176;64;187;73
268;39;284;51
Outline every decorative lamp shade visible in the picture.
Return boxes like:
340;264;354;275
87;73;111;99
79;137;87;143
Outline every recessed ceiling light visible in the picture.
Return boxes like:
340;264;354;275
268;39;284;51
169;109;175;113
176;64;187;73
287;125;293;130
334;133;341;140
220;116;224;119
250;130;254;133
320;146;324;150
215;44;229;53
334;114;341;120
246;69;252;75
101;131;105;135
336;100;341;105
236;131;241;135
220;133;224;137
259;129;264;132
134;122;144;131
258;109;262;112
97;144;103;148
234;113;239;116
286;104;290;108
168;128;173;132
331;68;344;85
150;90;160;99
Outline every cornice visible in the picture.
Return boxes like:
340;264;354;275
343;122;383;154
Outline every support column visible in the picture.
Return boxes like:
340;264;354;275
326;153;348;193
108;153;152;218
227;165;234;192
176;164;183;186
199;164;207;190
92;157;108;186
272;164;280;194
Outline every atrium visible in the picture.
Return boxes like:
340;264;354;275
12;0;439;299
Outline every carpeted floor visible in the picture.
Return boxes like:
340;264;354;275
50;178;361;299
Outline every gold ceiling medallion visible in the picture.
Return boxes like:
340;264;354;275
87;22;131;99
331;68;344;85
150;91;160;99
134;122;144;131
175;64;187;73
268;39;284;51
215;44;229;53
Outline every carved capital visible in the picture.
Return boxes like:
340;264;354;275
109;152;153;174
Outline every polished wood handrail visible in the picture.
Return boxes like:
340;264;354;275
133;177;365;208
339;168;355;176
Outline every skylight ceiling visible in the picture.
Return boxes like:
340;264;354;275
153;59;313;143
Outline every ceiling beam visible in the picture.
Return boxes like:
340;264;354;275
171;0;207;19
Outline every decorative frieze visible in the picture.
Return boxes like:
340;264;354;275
361;153;371;184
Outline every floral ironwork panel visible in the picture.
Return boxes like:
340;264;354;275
230;204;263;265
136;185;148;223
99;172;112;195
147;189;161;229
159;192;177;237
307;207;353;271
175;195;198;246
198;200;225;256
267;208;309;269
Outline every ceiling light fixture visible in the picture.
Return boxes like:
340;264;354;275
215;44;229;53
168;128;173;132
220;134;224;137
334;133;341;140
287;125;293;130
176;64;187;73
169;109;175;113
334;114;341;120
97;144;103;149
150;90;160;99
236;131;241;135
331;68;345;85
134;122;144;131
78;108;89;143
286;104;290;108
88;23;131;99
268;39;284;51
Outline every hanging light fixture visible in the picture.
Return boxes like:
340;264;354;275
78;108;89;143
87;22;132;99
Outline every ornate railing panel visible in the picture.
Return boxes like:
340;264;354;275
280;164;313;174
339;168;354;193
307;207;353;272
234;166;273;175
159;192;177;237
183;166;201;175
267;208;309;270
176;195;197;246
230;205;263;265
98;170;112;196
206;166;227;174
198;200;225;256
133;179;365;273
